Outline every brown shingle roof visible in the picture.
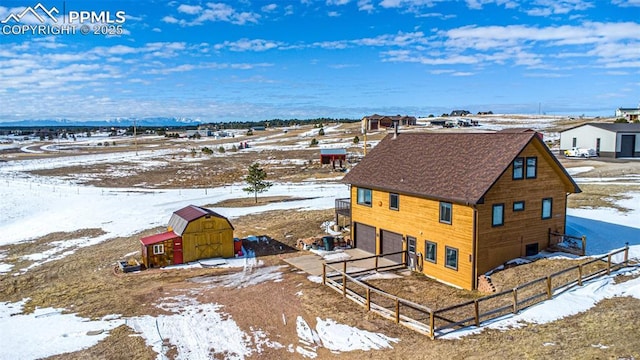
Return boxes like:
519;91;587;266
168;205;233;236
343;132;578;205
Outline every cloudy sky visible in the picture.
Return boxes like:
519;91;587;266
0;0;639;122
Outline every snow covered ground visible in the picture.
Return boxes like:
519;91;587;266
0;129;639;358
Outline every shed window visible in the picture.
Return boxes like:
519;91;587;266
526;157;537;179
153;244;165;255
425;241;437;263
389;193;399;210
513;157;524;180
492;204;504;227
357;188;372;206
542;198;553;219
439;202;452;224
445;246;458;270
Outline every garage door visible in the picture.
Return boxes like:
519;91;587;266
380;229;404;263
354;222;376;254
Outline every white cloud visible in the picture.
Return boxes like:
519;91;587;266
214;38;282;52
261;4;277;12
612;0;640;6
328;11;341;16
177;4;203;14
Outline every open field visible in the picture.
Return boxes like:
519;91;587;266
1;117;640;359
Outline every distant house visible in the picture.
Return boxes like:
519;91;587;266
450;110;471;117
140;205;235;268
362;114;417;132
615;108;640;121
477;111;493;115
341;132;580;290
560;123;640;158
320;148;347;169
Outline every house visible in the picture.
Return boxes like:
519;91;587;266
140;205;235;268
615;107;640;121
560;123;640;158
320;148;347;169
341;132;580;290
362;114;417;132
450;110;471;117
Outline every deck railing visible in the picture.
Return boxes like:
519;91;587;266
322;244;630;339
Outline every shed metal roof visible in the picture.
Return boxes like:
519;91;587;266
320;148;347;155
168;205;233;236
140;231;180;246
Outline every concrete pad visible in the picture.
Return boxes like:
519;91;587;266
283;248;403;277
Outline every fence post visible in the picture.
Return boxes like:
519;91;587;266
512;288;518;314
546;276;552;299
429;311;435;340
607;254;612;275
342;273;347;297
578;264;583;286
395;298;400;323
624;242;629;266
581;236;586;256
366;288;371;311
474;300;480;327
375;255;379;271
322;263;326;285
343;260;347;275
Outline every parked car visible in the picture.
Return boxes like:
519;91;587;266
564;147;597;158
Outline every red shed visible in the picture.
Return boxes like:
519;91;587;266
320;148;347;169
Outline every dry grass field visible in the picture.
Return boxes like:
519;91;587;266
1;119;639;359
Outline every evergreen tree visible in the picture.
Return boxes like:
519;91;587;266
243;163;272;203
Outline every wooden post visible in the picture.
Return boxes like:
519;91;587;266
366;288;371;311
343;260;347;275
624;242;629;266
429;311;435;340
342;273;347;297
581;236;586;256
395;299;400;323
374;255;379;271
607;254;612;275
474;300;480;327
322;263;326;285
512;288;518;314
546;276;552;299
578;265;583;286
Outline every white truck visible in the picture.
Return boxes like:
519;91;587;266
564;147;597;158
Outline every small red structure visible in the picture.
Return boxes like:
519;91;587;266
320;148;347;169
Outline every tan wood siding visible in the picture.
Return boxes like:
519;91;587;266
476;141;569;275
350;186;475;289
144;239;175;268
182;216;234;262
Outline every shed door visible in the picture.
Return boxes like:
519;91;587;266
380;229;404;263
620;135;636;157
173;238;183;264
354;222;376;254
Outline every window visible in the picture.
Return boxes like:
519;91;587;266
425;241;437;263
542;198;553;219
408;237;416;253
389;193;399;210
445;246;458;270
357;188;372;206
492;204;504;226
513;201;525;212
439;202;452;224
572;137;577;147
526;157;537;179
153;244;164;255
512;157;524;180
525;243;539;256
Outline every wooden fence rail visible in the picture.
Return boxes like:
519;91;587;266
322;244;631;339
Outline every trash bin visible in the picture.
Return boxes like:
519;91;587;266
322;236;335;251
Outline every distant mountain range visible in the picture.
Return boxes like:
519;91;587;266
0;117;204;127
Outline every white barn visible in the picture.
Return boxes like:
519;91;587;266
560;123;640;158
